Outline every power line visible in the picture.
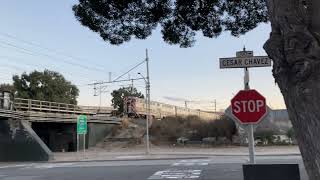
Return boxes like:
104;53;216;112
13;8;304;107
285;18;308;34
0;64;25;72
0;55;96;82
88;59;146;86
0;32;107;72
0;39;107;74
113;60;146;81
88;78;144;86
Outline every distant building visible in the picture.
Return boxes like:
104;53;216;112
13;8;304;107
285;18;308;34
256;109;292;135
234;109;293;145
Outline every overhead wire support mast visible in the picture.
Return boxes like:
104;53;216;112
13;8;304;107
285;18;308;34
145;49;151;155
87;49;151;156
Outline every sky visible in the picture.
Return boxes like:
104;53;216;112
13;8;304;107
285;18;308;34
0;1;286;111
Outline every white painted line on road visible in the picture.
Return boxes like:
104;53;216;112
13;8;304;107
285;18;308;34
0;164;29;169
172;159;209;166
2;175;40;180
148;169;202;179
115;156;145;159
22;163;76;169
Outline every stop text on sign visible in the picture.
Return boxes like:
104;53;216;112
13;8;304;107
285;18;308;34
231;89;267;124
233;100;264;113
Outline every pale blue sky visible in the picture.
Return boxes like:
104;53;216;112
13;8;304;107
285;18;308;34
0;0;285;110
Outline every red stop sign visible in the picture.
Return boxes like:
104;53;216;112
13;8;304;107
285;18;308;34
231;89;267;124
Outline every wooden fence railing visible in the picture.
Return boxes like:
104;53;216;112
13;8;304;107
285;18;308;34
13;98;114;115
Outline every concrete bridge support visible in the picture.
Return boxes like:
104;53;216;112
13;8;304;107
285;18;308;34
31;122;116;152
87;123;115;147
0;118;53;161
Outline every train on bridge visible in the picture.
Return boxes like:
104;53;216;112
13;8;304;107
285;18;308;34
124;96;221;120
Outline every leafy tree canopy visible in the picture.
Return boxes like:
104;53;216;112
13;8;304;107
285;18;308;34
111;86;144;114
73;0;268;48
0;83;15;93
12;70;79;104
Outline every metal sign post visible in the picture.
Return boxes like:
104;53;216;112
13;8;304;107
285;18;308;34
77;115;87;159
248;123;255;163
244;67;256;164
83;133;86;158
220;47;271;164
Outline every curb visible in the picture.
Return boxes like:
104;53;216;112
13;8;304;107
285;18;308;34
50;156;208;163
0;153;301;165
50;153;301;163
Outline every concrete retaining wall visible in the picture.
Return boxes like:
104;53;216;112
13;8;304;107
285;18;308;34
0;118;53;161
88;123;114;147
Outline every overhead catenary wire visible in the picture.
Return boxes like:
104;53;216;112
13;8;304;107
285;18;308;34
112;60;146;81
88;59;146;86
0;55;96;82
0;32;107;72
0;39;107;74
88;78;144;85
0;45;100;81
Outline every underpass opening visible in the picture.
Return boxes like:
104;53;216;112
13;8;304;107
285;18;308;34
31;122;77;152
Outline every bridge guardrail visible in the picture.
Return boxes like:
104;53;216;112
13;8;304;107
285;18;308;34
0;96;120;124
12;98;115;115
13;98;85;114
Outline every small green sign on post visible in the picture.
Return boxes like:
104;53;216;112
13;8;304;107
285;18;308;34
77;115;87;135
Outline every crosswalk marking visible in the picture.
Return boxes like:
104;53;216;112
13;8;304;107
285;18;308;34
148;169;202;179
148;159;208;179
172;159;210;166
116;156;145;159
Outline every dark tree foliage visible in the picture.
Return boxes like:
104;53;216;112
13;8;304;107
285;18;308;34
111;86;144;114
12;70;79;104
0;84;15;93
73;0;268;47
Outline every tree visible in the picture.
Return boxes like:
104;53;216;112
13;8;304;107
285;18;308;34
12;70;79;104
0;84;15;93
73;1;320;178
111;87;144;114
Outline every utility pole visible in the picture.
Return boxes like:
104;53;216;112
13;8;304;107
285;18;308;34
145;49;151;155
131;79;134;93
99;84;102;110
214;99;217;113
109;72;112;82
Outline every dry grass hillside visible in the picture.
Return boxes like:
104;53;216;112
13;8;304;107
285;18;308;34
95;115;237;150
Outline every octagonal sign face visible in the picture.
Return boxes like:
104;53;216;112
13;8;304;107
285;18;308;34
231;89;267;125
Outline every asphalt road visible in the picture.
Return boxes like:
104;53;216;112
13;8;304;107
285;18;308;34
0;155;308;180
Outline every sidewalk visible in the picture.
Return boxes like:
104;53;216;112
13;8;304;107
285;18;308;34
52;146;301;162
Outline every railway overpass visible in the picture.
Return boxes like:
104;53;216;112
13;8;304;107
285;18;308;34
0;92;121;161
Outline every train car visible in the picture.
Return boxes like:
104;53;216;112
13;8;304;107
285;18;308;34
124;96;221;120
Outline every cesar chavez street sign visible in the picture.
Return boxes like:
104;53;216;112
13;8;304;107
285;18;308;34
219;49;272;69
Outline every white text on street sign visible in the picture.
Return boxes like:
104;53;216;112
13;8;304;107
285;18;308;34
77;115;87;135
219;56;271;69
